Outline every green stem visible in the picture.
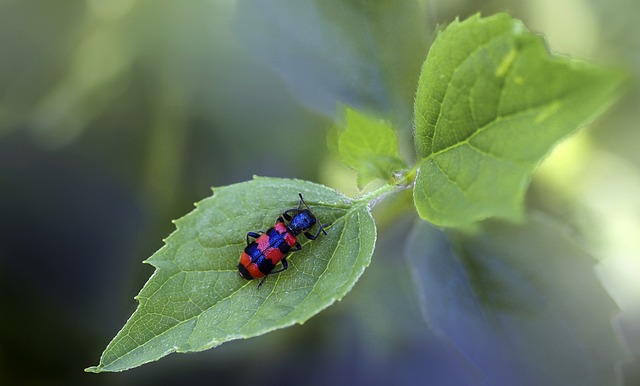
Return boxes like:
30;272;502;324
356;164;418;204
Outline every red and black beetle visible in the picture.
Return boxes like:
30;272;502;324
238;193;329;288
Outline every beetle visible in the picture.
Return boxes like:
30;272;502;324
238;193;329;288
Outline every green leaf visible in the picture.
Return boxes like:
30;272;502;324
233;0;428;124
413;13;623;227
86;177;376;372
336;106;407;188
406;216;628;385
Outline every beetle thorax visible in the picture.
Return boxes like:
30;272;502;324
288;209;317;235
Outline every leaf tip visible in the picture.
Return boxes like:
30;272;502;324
84;366;101;373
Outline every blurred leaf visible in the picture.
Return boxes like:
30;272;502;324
406;216;628;386
87;177;376;372
233;0;428;125
336;106;407;188
413;13;623;227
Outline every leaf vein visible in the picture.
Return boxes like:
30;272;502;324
431;30;513;153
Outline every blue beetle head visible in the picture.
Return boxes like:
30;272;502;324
288;209;317;235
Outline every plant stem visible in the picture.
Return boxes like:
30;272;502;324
357;164;418;205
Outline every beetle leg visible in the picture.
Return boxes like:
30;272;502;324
257;258;289;289
270;257;289;274
257;275;268;289
245;231;262;246
283;209;298;221
303;223;330;240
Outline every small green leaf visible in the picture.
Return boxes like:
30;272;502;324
336;106;407;188
86;177;376;372
413;13;622;227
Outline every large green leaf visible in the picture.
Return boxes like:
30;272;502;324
86;177;376;372
233;0;428;124
413;13;622;227
406;217;628;385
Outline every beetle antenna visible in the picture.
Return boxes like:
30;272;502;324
298;192;312;211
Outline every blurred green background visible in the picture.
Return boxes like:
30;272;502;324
1;0;639;385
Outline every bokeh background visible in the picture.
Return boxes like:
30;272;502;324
1;0;639;385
